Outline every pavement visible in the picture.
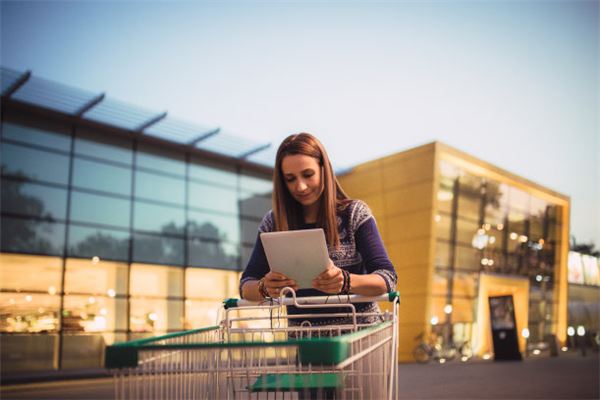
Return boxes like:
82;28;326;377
1;351;598;399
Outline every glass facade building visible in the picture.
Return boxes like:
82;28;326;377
338;142;570;361
1;100;273;371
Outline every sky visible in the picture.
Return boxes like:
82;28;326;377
1;0;598;244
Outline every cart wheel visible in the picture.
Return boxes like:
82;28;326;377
412;344;430;363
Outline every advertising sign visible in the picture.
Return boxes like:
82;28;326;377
568;251;585;284
488;295;522;361
581;255;600;286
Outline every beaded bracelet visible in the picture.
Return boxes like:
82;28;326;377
339;270;351;295
257;278;269;299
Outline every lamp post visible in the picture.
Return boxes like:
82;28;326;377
521;328;530;358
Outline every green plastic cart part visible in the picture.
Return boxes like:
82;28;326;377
223;298;238;309
251;373;344;392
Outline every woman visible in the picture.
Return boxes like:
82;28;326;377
239;133;396;326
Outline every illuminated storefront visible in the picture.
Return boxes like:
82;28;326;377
338;142;570;361
567;251;600;346
0;67;274;372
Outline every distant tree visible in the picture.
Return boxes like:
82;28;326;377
570;236;600;257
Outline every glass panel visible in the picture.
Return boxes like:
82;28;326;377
135;170;185;205
457;174;482;221
189;239;239;270
70;191;130;228
453;272;477;298
185;268;239;299
189;157;237;188
136;143;185;177
74;128;132;165
1;179;67;220
239;191;271;219
435;241;451;268
64;259;128;296
2;121;71;151
68;225;130;261
436;176;455;215
0;292;60;333
241;219;261;246
456;217;480;246
188;181;239;215
132;234;184;266
239;171;272;194
63;296;127;332
451;297;474;322
454;245;481;272
130;264;183;297
484;182;507;226
435;213;452;241
1;143;69;185
1;216;65;256
61;333;108;369
134;201;185;235
0;253;62;292
188;209;240;243
432;269;448;296
508;209;527;253
130;298;183;332
72;157;132;196
0;334;58;371
509;186;530;212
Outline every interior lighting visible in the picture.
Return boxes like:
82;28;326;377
481;258;489;266
488;259;494;266
38;307;45;314
434;214;442;223
532;349;541;355
577;326;585;337
521;328;530;339
461;356;469;362
482;353;491;360
430;316;439;325
92;256;100;264
439;358;446;364
518;235;528;243
9;298;15;305
100;308;107;316
477;228;486;235
148;312;159;322
561;347;568;352
536;275;543;282
510;232;518;240
444;304;453;314
483;223;491;231
107;289;116;298
538;239;545;245
48;286;57;295
25;295;32;302
489;236;496;244
497;224;504;231
88;296;96;304
567;326;575;337
437;191;454;201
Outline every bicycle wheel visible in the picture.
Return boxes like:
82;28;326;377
412;344;430;363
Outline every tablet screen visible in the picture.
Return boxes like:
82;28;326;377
260;228;330;288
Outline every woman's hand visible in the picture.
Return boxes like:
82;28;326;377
312;259;344;294
263;271;298;297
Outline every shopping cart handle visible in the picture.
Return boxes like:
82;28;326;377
223;291;400;309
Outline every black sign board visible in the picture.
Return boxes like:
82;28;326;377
488;295;522;361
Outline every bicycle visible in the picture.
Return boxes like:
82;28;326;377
412;332;458;363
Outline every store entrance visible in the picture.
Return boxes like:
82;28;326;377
475;273;530;357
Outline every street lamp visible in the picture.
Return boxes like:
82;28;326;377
522;328;530;357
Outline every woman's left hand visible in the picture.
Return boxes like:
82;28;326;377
312;260;344;294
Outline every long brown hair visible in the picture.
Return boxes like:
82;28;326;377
272;133;350;247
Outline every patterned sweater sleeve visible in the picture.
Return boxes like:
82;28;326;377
239;211;274;297
352;201;397;292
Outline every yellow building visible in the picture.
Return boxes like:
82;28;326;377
338;142;570;361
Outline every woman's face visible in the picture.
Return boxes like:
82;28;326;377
281;154;323;208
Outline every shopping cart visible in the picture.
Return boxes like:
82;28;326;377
105;288;400;399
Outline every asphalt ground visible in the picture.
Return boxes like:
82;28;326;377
1;352;598;399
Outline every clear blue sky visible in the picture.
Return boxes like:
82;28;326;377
1;0;598;244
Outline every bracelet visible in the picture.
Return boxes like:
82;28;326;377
257;278;269;299
339;270;351;295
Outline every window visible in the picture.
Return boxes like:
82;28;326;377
70;191;130;228
2;121;71;151
1;179;67;220
136;143;185;177
68;225;130;261
132;234;184;266
1;216;65;256
0;253;62;292
188;238;239;270
74;128;132;165
188;181;238;215
72;157;132;196
64;259;128;296
188;209;240;243
189;157;237;188
133;201;185;235
135;170;185;205
1;143;70;185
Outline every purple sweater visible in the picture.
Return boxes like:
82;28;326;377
240;200;397;326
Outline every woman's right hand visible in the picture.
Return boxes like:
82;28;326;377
263;271;298;297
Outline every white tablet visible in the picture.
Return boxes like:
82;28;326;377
260;228;330;289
